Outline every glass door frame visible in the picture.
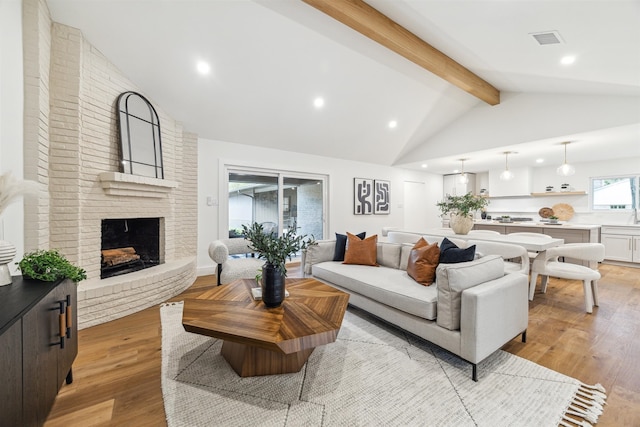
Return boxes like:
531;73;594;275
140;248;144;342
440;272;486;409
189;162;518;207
220;163;329;240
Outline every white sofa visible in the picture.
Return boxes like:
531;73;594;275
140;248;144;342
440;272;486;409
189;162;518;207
303;239;529;381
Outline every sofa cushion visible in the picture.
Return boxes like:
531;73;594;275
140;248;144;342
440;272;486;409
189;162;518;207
406;238;440;286
439;237;476;263
399;244;413;270
344;233;378;266
377;242;402;269
312;262;437;320
436;255;504;331
334;231;366;261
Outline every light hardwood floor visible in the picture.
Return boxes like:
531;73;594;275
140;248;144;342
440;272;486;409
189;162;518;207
45;263;640;426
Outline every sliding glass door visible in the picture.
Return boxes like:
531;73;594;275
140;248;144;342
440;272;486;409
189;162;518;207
226;168;327;243
283;176;324;241
228;172;279;237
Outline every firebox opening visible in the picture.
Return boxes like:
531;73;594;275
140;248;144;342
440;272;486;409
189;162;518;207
101;218;161;279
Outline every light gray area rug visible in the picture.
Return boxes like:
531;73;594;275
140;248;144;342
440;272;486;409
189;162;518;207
161;302;606;427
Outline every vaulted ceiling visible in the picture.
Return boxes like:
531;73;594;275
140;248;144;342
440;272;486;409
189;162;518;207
47;0;640;174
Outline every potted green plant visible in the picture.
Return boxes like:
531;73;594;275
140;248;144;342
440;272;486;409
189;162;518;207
548;215;559;224
241;222;314;307
437;192;490;235
17;249;87;283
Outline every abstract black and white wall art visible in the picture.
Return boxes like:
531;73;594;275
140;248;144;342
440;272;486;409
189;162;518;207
353;178;373;215
374;180;390;214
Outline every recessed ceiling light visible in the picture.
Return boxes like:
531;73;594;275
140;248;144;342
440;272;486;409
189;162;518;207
421;164;428;169
196;61;211;75
560;55;576;65
536;158;544;164
313;97;325;109
388;120;398;129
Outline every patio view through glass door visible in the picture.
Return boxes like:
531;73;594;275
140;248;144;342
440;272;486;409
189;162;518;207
227;169;326;253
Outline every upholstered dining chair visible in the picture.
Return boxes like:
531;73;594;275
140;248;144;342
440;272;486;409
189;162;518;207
529;243;605;313
387;231;422;244
468;240;530;275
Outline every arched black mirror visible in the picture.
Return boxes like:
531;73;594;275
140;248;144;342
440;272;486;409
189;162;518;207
116;91;164;179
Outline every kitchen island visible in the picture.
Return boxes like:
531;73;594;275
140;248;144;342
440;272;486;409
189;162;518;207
473;221;600;266
474;220;600;239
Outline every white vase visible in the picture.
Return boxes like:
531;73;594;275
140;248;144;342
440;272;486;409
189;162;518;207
449;213;474;235
0;240;17;286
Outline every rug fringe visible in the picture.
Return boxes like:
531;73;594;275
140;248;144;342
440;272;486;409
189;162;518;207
559;383;607;427
559;414;594;427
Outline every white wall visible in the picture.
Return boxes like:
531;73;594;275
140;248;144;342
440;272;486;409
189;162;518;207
0;0;26;274
399;92;640;163
485;156;640;225
197;138;442;275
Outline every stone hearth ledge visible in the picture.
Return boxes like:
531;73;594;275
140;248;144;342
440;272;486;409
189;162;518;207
99;172;178;198
77;257;196;329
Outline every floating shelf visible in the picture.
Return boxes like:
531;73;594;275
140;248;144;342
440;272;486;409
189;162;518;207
531;191;587;197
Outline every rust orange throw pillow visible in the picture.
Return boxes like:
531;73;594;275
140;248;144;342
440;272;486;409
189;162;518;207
343;232;378;266
407;237;440;286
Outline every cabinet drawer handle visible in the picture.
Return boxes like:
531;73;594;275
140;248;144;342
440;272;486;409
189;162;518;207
65;294;72;339
59;313;65;338
57;300;66;349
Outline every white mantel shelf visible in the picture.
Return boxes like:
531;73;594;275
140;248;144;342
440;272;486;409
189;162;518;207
99;172;178;198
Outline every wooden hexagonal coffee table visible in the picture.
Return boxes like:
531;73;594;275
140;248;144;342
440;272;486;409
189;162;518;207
182;278;349;377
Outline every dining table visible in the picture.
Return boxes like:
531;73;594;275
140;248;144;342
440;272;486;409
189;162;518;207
410;228;564;252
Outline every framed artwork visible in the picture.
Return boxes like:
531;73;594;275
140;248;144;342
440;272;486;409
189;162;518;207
354;178;373;215
374;180;390;214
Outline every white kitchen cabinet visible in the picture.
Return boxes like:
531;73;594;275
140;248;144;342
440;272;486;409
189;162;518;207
443;173;476;197
487;167;531;197
601;226;640;265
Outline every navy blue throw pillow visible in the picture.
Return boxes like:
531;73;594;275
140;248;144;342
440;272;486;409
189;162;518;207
439;237;476;263
334;232;366;261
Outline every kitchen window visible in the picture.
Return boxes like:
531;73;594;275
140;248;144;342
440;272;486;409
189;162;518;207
591;175;638;211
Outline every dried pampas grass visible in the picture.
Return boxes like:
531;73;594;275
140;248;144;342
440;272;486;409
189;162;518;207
0;172;39;216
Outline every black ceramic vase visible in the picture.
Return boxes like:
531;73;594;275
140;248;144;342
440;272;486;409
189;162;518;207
261;263;286;308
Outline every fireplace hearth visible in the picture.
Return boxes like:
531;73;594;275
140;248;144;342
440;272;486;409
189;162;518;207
101;218;161;279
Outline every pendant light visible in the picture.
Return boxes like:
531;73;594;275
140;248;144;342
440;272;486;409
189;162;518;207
499;151;514;181
556;142;575;176
458;158;469;184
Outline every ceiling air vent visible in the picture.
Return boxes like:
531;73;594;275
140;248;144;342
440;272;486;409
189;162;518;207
530;30;564;45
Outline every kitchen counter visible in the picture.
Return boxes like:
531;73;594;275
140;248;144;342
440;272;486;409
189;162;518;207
602;223;640;228
474;220;601;230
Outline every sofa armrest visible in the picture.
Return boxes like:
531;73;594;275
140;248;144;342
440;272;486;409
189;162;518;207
304;240;336;275
459;272;528;364
208;240;229;265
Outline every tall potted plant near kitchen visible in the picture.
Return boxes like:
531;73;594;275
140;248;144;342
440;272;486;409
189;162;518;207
242;222;315;308
437;192;490;235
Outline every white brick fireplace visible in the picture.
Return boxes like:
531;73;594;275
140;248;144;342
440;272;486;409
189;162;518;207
22;0;198;329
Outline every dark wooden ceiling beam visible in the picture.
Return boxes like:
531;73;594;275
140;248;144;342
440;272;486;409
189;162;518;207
301;0;500;105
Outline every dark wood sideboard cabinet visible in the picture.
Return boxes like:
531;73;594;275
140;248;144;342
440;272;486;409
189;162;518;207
0;276;78;426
